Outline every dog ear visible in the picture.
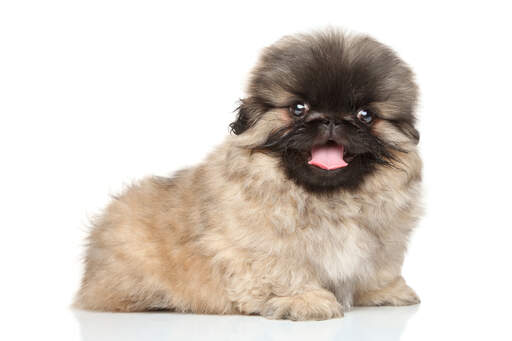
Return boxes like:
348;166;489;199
399;121;420;144
229;98;262;135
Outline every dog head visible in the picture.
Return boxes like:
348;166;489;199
231;30;419;192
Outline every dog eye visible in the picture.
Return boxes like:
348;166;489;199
357;109;374;124
289;102;309;117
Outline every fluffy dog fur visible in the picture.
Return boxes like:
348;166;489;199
75;29;422;320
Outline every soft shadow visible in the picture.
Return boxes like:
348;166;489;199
73;305;419;341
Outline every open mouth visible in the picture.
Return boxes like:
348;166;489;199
308;141;355;170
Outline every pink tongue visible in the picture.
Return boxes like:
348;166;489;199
308;144;348;170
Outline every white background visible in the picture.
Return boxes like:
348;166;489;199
1;1;511;340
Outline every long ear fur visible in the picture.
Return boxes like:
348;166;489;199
399;121;420;144
229;98;265;135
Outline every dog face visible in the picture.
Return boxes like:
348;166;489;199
230;31;419;192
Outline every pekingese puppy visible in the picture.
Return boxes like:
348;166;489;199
75;29;422;320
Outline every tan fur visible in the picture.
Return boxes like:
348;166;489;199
75;32;422;321
74;111;421;320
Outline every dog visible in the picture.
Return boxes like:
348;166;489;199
75;29;422;320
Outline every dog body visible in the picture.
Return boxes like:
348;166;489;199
76;30;422;320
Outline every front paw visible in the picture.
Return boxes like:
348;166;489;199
355;277;420;306
261;289;343;321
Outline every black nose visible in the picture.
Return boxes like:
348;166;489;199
305;113;340;128
305;112;342;142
